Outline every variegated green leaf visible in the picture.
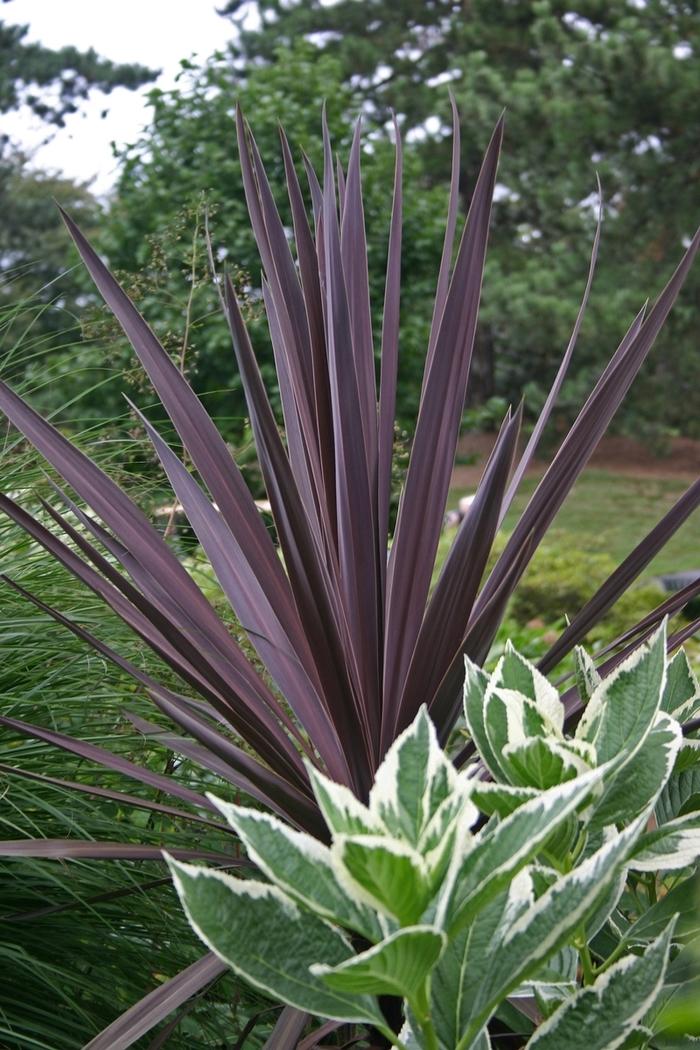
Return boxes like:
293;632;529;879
589;714;681;830
454;820;643;1049
420;785;477;856
483;687;518;780
499;642;564;733
534;981;579;1021
306;763;384;837
542;814;580;863
209;796;383;941
439;766;606;935
630;810;700;871
332;834;431;925
529;864;558;896
166;857;386;1027
369;705;459;845
312;925;445;999
423;814;463;893
503;736;587;790
584;867;627;940
675;738;700;773
621;875;700;943
470;782;539;819
656;764;700;824
483;682;567;788
521;945;578;989
662;649;700;721
431;887;513;1050
574;646;601;704
652;979;700;1043
620;1028;654;1048
464;657;503;780
399;1020;425;1049
526;921;676;1050
576;624;666;765
470;1031;492;1050
471;1032;492;1050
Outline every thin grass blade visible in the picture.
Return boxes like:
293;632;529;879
0;713;215;812
82;952;228;1050
5;875;173;923
0;764;230;833
0;841;234;862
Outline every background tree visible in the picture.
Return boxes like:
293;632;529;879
219;0;700;438
0;0;158;417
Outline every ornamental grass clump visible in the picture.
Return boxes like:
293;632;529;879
1;104;699;1045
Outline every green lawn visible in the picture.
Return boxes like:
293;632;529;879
449;469;699;578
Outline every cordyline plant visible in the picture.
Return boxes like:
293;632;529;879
169;625;700;1049
1;102;699;1046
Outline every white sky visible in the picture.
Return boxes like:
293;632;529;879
4;0;249;196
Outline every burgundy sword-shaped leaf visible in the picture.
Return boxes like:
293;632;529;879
81;952;228;1050
382;115;504;747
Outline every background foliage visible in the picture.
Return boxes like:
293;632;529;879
206;0;700;434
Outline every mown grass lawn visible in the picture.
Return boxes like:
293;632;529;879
449;469;698;578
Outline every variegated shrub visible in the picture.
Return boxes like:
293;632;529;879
170;623;700;1049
